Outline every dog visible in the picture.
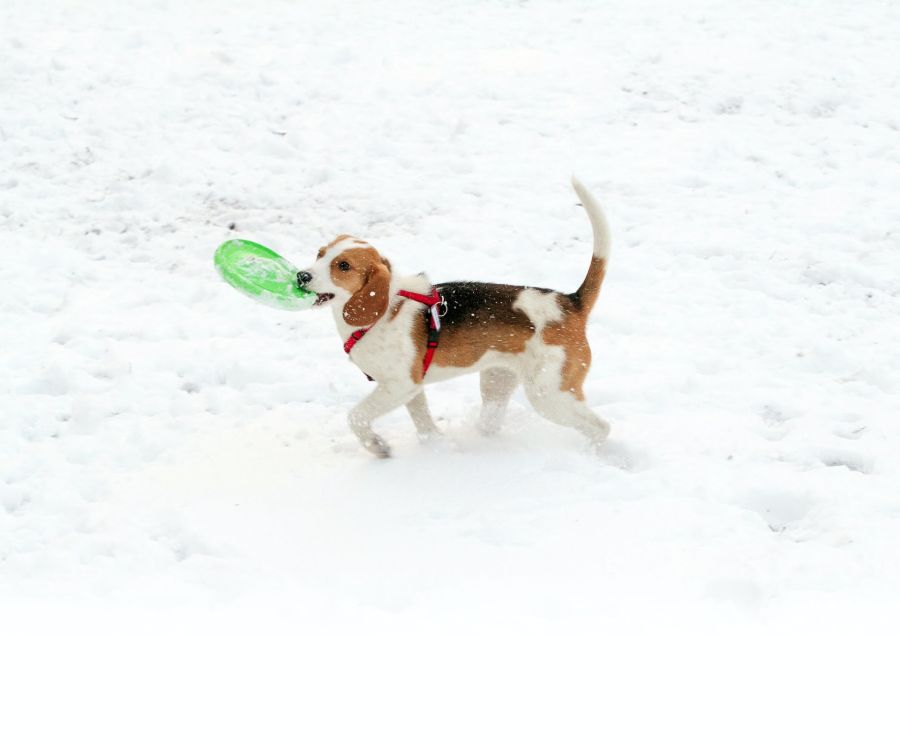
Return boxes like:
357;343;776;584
297;178;612;458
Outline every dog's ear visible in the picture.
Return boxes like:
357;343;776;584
343;260;391;327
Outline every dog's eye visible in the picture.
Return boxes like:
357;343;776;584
338;261;351;271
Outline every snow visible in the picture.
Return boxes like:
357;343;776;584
3;0;900;737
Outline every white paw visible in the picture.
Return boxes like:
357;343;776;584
364;434;392;459
478;403;506;437
477;415;503;437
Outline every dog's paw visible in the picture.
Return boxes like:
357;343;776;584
416;427;442;442
477;420;502;437
477;407;506;437
364;435;392;459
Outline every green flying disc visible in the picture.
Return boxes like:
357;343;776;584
214;239;317;311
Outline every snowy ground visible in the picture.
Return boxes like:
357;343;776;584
3;0;900;736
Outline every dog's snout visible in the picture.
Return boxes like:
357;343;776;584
297;271;313;287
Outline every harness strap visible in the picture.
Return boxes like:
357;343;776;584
343;288;444;380
396;289;441;306
343;328;369;355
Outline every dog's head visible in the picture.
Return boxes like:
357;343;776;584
298;235;393;326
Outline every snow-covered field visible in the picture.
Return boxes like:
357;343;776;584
3;0;900;737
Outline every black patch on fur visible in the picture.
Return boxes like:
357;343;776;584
562;291;583;313
435;281;554;333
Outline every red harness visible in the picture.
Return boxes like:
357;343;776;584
343;288;444;380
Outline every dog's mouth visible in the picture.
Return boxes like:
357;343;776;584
314;292;335;307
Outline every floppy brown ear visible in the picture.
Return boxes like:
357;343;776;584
343;262;391;326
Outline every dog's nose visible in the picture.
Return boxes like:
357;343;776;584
297;271;313;287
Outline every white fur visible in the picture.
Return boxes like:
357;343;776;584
513;288;563;331
336;272;440;457
571;176;611;260
478;367;517;435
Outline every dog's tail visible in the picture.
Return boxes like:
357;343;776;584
570;176;611;315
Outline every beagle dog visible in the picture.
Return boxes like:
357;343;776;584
297;178;612;458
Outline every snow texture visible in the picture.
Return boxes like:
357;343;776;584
2;0;900;734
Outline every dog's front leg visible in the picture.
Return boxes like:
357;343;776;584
406;391;440;439
348;383;418;458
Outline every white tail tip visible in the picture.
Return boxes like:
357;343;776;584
571;176;611;260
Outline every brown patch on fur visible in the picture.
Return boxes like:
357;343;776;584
542;295;591;400
389;299;404;321
334;248;392;327
407;282;537;383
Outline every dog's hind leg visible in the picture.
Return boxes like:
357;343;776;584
521;350;610;451
524;382;610;450
478;367;518;436
348;383;419;458
406;390;440;439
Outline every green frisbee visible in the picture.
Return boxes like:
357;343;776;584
214;239;317;311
